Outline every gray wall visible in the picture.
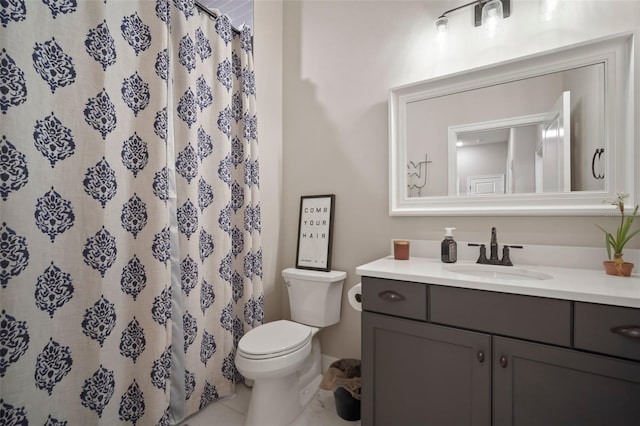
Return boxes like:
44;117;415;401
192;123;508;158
457;142;508;195
263;0;640;360
254;0;284;323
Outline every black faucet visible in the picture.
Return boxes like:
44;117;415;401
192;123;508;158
489;227;499;263
468;227;523;266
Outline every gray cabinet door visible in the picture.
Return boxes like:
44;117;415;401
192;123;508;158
362;312;491;426
493;336;640;426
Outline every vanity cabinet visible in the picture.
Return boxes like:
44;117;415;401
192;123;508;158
493;336;640;426
362;312;491;425
361;276;640;426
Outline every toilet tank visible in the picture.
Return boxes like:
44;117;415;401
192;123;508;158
282;268;347;327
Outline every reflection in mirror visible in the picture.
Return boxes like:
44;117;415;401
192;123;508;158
455;122;543;196
407;64;603;198
407;154;432;196
451;90;573;196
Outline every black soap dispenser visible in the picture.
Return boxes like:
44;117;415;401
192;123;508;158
441;227;457;263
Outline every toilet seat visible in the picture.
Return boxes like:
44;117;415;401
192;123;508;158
238;320;312;360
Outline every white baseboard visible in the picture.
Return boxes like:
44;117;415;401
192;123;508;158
321;354;339;373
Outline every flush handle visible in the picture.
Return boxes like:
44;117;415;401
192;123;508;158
611;325;640;341
378;290;405;302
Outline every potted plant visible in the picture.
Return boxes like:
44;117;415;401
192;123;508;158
596;193;640;276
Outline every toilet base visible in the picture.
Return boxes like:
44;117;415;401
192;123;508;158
244;373;304;426
243;373;323;426
242;338;322;426
299;373;322;408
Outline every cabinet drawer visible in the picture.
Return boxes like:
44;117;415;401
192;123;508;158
574;302;640;361
362;277;427;321
430;286;571;346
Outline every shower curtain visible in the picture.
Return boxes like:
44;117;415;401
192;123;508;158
0;1;263;424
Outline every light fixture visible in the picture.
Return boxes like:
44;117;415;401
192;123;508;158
434;0;511;32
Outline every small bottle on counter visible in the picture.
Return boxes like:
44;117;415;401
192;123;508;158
441;227;457;263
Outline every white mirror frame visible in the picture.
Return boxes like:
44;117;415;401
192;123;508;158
389;30;638;216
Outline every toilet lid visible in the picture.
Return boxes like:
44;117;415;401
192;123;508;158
238;320;312;359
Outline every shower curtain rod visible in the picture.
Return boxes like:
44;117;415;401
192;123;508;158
195;0;244;35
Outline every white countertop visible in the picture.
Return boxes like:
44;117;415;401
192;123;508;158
356;256;640;308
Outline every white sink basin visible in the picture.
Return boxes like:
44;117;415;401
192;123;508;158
445;264;553;281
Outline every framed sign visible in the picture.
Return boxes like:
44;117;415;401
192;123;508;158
295;194;335;271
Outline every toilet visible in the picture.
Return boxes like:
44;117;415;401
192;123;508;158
235;267;347;426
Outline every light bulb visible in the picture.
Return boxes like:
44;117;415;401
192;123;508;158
481;0;504;26
435;16;449;33
539;0;558;21
481;0;504;37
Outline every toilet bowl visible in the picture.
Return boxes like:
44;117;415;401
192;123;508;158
235;268;347;426
236;320;316;379
236;320;321;426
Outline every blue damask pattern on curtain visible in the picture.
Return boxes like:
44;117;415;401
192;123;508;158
166;3;263;422
0;0;263;424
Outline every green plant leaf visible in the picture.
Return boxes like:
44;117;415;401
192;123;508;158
597;204;639;259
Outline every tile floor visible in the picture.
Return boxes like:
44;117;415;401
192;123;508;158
180;383;361;426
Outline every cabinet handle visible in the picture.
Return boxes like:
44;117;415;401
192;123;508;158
477;351;485;363
611;325;640;341
499;355;508;368
377;290;405;302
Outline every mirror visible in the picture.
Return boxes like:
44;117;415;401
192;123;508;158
390;31;638;215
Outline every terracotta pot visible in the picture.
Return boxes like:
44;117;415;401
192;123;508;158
603;260;634;277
